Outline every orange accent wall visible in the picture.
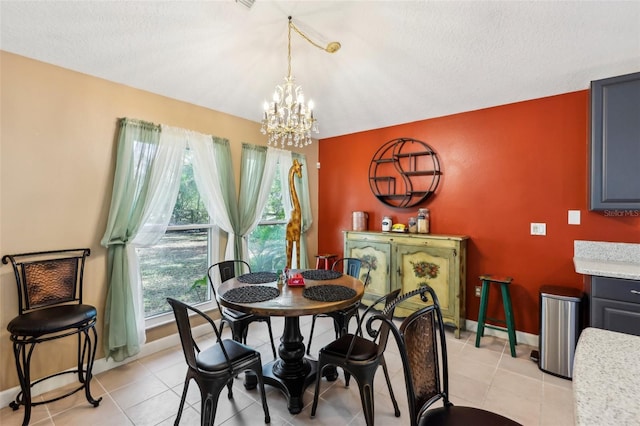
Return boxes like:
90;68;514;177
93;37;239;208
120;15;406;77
318;91;640;335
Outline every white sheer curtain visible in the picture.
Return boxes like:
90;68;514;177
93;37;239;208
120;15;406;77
238;147;291;260
128;125;187;344
188;129;237;259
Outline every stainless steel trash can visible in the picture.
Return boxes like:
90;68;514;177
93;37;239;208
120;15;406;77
538;285;583;379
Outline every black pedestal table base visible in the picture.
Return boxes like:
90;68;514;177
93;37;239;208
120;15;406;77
243;316;338;414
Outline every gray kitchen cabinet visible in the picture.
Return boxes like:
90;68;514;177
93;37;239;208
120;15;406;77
344;231;468;337
589;71;640;211
588;276;640;336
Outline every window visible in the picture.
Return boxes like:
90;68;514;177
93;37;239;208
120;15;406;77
247;166;287;272
137;149;215;320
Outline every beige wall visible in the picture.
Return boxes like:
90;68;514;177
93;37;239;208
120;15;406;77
0;51;318;391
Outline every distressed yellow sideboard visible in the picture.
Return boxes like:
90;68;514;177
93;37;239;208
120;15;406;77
344;231;468;337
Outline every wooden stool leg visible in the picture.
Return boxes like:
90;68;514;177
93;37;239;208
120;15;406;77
501;283;517;357
475;281;490;348
315;255;336;270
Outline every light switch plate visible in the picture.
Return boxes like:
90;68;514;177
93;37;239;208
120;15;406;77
530;223;546;235
568;210;581;225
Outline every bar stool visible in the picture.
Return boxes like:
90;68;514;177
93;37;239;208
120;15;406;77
475;274;517;357
315;253;337;270
3;249;102;426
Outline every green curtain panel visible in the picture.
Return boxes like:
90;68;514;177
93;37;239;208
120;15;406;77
238;144;268;259
101;118;161;361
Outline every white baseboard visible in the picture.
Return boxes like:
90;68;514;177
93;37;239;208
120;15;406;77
0;322;211;408
465;319;539;348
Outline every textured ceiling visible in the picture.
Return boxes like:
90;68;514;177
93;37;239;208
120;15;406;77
1;1;639;139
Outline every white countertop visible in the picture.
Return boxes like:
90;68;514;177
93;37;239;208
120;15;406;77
574;240;640;280
573;258;640;280
573;327;640;425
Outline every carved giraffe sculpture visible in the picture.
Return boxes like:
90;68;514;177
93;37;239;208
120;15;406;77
286;159;303;269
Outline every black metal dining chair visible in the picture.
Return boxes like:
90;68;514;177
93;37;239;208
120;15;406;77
3;248;101;426
208;260;277;359
374;285;522;426
167;298;270;425
306;257;371;355
311;288;402;426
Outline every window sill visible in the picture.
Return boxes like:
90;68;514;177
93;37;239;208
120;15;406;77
145;300;218;330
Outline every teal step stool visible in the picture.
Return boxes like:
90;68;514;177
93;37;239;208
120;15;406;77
475;274;517;357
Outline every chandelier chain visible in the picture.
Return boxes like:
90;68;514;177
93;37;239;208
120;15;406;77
287;18;292;78
261;16;339;149
290;21;329;53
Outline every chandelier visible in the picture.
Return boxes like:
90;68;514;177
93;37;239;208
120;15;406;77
261;16;340;149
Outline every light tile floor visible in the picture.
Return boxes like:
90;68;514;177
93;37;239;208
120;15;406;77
1;313;575;426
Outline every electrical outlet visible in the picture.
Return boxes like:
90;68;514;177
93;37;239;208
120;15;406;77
475;286;481;297
530;223;546;236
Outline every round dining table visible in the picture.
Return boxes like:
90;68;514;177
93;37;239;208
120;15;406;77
217;269;365;414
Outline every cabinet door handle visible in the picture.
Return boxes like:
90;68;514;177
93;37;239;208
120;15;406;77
631;290;640;295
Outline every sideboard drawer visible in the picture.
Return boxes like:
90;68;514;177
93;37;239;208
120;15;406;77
591;276;640;303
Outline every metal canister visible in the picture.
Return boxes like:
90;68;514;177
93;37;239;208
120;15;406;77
352;211;368;231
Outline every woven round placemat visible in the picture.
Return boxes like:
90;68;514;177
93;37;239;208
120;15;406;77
222;286;279;303
301;269;342;281
303;285;356;302
236;272;278;284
